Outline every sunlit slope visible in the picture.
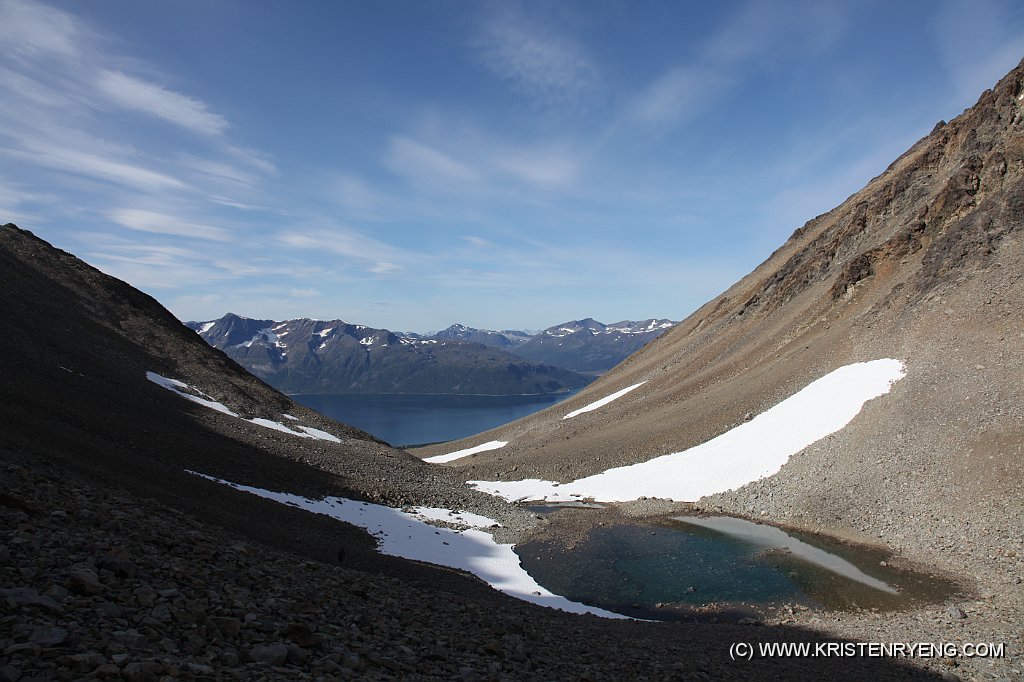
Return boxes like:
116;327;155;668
412;58;1024;533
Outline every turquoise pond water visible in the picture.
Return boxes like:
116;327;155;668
515;512;958;622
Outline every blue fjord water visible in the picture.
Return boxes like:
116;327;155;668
291;390;580;447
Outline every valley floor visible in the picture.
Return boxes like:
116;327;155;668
1;447;950;682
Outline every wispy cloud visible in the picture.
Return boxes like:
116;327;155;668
277;225;411;275
95;70;228;136
7;138;186;191
177;154;261;188
705;0;847;65
330;174;384;216
606;0;849;142
0;177;54;224
108;208;231;241
0;0;81;59
84;240;230;289
496;149;577;187
628;67;728;127
474;9;600;110
0;0;274;230
461;235;492;248
386;136;479;186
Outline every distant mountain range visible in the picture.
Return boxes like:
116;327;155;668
428;323;533;350
425;319;675;374
187;315;675;394
514;318;675;374
187;314;593;395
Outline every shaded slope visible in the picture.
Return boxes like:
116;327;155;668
0;223;529;553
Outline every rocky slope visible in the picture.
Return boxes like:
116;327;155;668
413;60;1024;679
2;223;949;680
188;314;591;396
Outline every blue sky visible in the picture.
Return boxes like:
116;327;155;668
1;0;1022;332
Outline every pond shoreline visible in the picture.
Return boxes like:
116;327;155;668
509;500;965;623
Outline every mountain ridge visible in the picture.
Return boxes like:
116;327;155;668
188;313;593;396
187;313;675;394
513;317;676;373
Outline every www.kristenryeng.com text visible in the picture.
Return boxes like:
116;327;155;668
729;641;1006;661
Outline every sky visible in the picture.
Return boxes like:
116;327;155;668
2;1;1023;332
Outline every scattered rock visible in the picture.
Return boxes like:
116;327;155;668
248;643;288;665
97;553;138;577
66;567;104;595
0;587;63;614
29;626;68;647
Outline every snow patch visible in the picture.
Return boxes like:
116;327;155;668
248;417;306;435
147;372;340;442
317;328;334;337
282;414;299;421
188;472;626;618
247;418;342;442
562;382;646;420
424;440;508;464
296;425;342;443
409;507;502;528
199;321;216;333
146;372;237;416
472;360;905;503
